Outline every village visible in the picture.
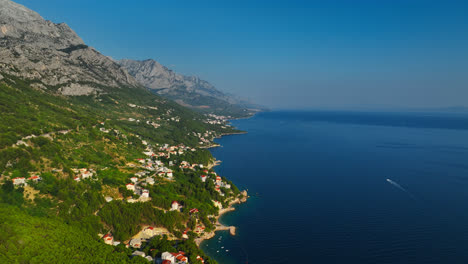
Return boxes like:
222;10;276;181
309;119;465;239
5;114;244;264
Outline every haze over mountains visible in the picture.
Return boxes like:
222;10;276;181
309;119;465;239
0;0;259;117
119;59;263;117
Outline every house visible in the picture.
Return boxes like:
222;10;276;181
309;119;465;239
189;208;199;214
28;175;41;182
82;171;93;179
196;255;205;263
195;225;205;234
132;251;145;257
171;252;188;263
161;252;176;264
12;177;26;186
182;229;189;239
135;171;146;177
129;238;142;248
105;196;113;202
130;177;138;183
212;200;222;209
126;183;135;191
143;226;155;237
215;176;222;185
146;177;155;185
200;175;207;182
166;171;173;178
171;201;180;211
74;177;81;182
103;234;113;245
141;189;149;198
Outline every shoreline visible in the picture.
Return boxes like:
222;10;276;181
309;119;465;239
196;117;253;249
195;190;248;247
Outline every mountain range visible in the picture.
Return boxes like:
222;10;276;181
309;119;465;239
0;0;261;117
119;59;264;117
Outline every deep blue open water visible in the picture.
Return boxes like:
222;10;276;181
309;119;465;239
202;111;468;264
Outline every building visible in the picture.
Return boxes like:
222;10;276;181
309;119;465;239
130;177;138;183
200;175;207;182
171;251;188;263
161;252;176;263
126;183;135;191
145;177;155;185
103;234;113;245
166;171;173;178
129;238;142;248
213;200;222;209
171;201;180;211
189;208;199;214
143;226;155;237
141;189;149;198
12;177;26;186
81;170;93;179
196;255;205;263
28;175;41;182
132;251;145;257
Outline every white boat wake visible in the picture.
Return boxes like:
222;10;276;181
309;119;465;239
386;179;416;200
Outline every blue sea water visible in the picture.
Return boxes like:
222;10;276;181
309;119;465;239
201;111;468;264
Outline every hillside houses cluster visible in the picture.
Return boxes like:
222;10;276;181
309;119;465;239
200;170;231;197
72;168;95;182
125;176;151;203
11;174;42;187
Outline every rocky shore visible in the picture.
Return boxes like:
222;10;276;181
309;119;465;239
195;190;248;246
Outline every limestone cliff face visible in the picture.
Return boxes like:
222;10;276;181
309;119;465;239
119;59;263;115
0;0;139;95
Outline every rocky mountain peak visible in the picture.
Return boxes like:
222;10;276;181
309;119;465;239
0;0;139;95
0;0;43;23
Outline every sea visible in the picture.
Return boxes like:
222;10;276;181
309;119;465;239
201;110;468;264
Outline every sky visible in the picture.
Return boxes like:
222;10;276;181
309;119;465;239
15;0;468;110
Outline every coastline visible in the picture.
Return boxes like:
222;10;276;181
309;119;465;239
195;190;249;247
196;115;253;249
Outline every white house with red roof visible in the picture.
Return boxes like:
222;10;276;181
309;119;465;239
162;251;188;264
171;201;180;211
129;238;142;248
28;175;41;182
161;252;176;264
141;189;149;198
12;177;26;186
200;175;207;182
196;255;205;263
126;183;135;191
212;200;222;209
143;226;155;237
102;234;113;245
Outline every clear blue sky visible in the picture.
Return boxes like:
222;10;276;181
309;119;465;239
15;0;468;110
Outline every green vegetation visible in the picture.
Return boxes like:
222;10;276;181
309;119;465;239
0;74;243;263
